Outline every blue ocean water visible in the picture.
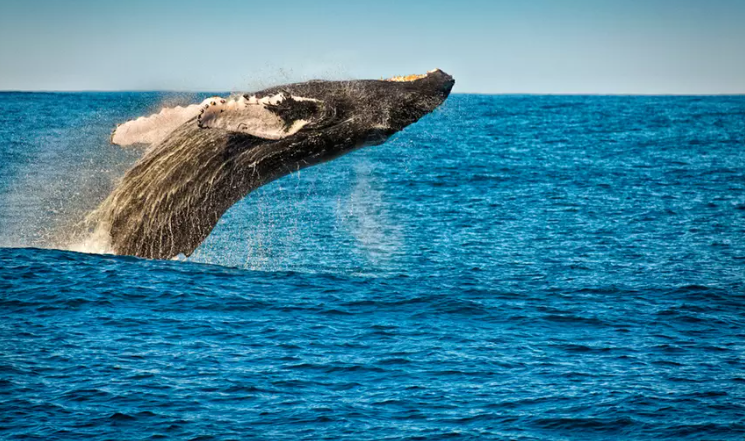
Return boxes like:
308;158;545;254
1;92;745;440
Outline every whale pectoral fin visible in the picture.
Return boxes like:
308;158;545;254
112;94;324;146
197;94;320;140
111;97;223;146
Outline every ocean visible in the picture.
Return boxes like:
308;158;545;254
1;92;744;439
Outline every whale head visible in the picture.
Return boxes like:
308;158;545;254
253;68;455;148
371;68;456;131
334;68;455;133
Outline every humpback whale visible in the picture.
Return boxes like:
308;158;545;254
91;69;454;259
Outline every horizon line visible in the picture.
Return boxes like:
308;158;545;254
1;90;744;97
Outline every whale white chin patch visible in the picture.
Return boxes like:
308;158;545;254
111;93;319;146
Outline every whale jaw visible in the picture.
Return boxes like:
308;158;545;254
94;70;454;259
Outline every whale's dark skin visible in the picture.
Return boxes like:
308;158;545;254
95;70;454;259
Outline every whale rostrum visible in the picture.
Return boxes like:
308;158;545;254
90;70;455;259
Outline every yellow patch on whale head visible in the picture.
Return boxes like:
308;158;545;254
385;73;428;82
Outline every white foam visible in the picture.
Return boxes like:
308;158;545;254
66;224;114;255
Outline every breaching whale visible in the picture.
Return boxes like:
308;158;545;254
91;69;454;259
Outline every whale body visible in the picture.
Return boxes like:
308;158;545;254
91;70;454;259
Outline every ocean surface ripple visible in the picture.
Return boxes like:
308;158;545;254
1;93;744;440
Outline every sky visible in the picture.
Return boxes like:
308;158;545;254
0;0;743;94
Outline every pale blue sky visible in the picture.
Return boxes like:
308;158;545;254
1;0;743;93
